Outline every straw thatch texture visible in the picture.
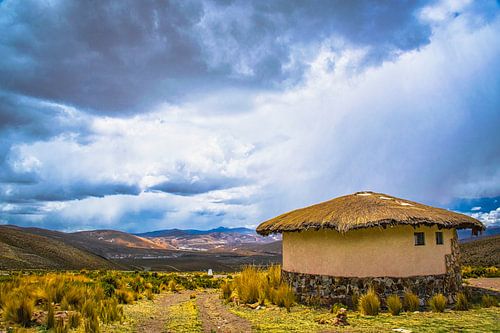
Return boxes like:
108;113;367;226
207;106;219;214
256;191;484;236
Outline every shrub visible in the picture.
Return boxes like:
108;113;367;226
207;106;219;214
84;316;100;333
403;291;419;312
220;280;233;301
46;278;66;303
82;299;100;333
168;280;178;293
99;298;123;324
331;303;346;314
481;295;498;308
47;302;55;329
429;294;447;312
115;289;134;304
234;266;261;304
455;292;469;311
267;265;281;289
145;289;154;300
358;289;380;316
55;317;68;333
63;285;85;309
386;295;402;315
3;295;34;327
274;284;295;312
131;277;145;293
462;266;500;279
0;284;8;308
68;312;81;329
100;282;115;298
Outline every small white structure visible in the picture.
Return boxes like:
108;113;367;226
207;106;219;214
207;268;213;276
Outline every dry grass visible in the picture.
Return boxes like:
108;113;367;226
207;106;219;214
0;270;225;331
168;279;178;292
429;294;447;312
403;290;420;312
358;288;380;316
234;266;261;304
2;295;34;327
257;191;483;235
455;292;469;311
481;295;498;308
386;295;402;315
227;265;295;311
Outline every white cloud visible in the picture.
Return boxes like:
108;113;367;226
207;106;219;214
4;9;500;231
471;208;500;226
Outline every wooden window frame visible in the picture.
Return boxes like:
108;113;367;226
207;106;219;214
435;231;444;245
414;232;425;246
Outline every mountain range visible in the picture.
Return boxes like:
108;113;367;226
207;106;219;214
0;225;281;271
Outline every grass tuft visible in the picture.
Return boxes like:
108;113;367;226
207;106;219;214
386;294;402;315
274;284;295;312
429;293;447;312
403;290;419;312
454;292;469;311
220;280;232;301
358;288;380;316
3;294;34;327
46;302;55;329
168;280;178;293
234;266;261;304
68;311;81;329
115;289;134;304
481;295;498;308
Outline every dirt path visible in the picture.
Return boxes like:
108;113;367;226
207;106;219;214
196;290;253;333
136;291;192;333
466;277;500;291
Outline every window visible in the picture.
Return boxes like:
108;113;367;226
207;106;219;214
414;232;425;246
436;232;444;245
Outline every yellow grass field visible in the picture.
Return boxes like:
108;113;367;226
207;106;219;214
0;268;498;332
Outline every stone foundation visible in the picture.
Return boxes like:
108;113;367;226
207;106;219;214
284;232;463;307
284;271;461;307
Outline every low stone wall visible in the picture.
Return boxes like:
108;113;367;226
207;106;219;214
283;270;461;308
463;285;500;303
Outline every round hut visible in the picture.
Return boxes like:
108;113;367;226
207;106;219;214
256;191;484;306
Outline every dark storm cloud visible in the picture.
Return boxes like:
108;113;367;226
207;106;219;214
0;0;436;113
0;92;92;183
149;176;244;196
0;181;141;204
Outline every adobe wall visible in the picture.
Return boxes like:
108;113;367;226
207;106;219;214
283;226;454;277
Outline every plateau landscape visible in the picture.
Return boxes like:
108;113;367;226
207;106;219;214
0;0;499;332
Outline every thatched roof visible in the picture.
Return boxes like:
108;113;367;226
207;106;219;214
256;191;484;236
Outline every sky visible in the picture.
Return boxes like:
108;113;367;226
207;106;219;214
0;0;499;232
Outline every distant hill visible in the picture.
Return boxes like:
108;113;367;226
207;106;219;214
136;226;255;237
73;229;170;249
460;235;500;267
0;225;120;270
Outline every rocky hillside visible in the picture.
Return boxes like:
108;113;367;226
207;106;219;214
460;235;500;267
0;225;120;270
